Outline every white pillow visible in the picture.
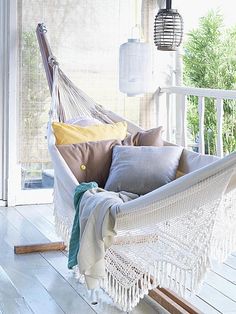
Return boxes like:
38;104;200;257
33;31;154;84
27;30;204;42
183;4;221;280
65;116;102;126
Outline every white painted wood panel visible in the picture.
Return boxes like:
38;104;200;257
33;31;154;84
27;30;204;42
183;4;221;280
16;205;61;242
0;206;162;314
0;0;7;202
2;265;65;314
155;88;161;128
181;94;187;147
197;283;236;313
161;86;236;100
2;207;51;244
188;294;221;314
211;261;236;285
41;251;160;314
166;93;171;142
0;265;33;313
1;205;236;314
225;255;236;270
34;267;96;314
0;228;65;314
204;271;236;301
216;98;224;157
198;96;205;154
0;219;95;313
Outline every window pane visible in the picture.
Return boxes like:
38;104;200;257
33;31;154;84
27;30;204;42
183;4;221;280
18;0;143;189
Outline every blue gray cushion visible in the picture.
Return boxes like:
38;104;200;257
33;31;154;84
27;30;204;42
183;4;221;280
105;146;183;195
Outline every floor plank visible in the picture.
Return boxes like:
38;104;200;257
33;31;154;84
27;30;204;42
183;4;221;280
0;211;96;314
187;293;221;314
204;271;236;301
34;267;95;314
224;255;236;270
0;265;34;314
2;207;50;244
196;283;236;313
16;205;60;242
40;251;161;314
1;204;236;314
2;265;65;314
211;261;236;285
1;206;161;313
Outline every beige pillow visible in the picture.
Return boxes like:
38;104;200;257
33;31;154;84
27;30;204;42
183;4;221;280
123;126;164;146
57;140;121;188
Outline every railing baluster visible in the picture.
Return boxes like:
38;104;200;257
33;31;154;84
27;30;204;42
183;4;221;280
166;93;171;142
155;88;161;127
181;94;187;147
175;93;182;146
198;96;205;154
216;98;224;157
159;87;235;156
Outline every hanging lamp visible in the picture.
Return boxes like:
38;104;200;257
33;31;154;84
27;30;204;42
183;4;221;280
154;0;183;51
119;37;152;97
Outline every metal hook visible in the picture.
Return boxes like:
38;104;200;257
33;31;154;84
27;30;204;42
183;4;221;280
48;55;59;67
38;23;47;34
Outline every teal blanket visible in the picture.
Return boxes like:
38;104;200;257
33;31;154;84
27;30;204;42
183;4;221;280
68;182;98;269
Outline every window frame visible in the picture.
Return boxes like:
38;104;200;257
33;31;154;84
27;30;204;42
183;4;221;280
1;0;53;206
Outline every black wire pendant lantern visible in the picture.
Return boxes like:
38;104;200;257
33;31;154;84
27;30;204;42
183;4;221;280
154;0;183;51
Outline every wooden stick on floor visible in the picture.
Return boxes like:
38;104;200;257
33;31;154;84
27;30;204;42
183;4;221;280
149;288;190;314
147;276;202;314
149;288;202;314
159;288;202;314
14;241;66;254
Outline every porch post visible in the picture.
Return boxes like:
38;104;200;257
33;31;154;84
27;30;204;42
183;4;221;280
175;48;185;146
0;0;19;206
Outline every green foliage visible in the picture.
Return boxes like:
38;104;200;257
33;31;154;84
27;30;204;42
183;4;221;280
183;11;236;154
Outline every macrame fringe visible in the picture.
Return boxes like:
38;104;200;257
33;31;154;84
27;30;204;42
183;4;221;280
53;204;236;312
100;256;211;312
211;231;236;262
54;212;70;248
52;184;236;312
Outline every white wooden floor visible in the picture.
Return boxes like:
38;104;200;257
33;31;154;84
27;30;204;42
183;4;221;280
0;204;236;314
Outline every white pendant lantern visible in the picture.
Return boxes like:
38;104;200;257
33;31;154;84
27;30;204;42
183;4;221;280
119;39;152;97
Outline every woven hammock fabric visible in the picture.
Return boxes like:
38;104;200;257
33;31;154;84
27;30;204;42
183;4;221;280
48;65;236;312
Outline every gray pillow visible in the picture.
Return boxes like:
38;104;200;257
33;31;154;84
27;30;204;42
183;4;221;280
105;146;183;195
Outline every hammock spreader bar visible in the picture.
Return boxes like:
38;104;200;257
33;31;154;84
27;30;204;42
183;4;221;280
36;23;53;94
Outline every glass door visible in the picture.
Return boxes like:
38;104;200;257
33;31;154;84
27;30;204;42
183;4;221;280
13;0;152;205
17;1;53;203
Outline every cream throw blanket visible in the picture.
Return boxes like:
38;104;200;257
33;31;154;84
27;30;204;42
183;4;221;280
78;188;139;289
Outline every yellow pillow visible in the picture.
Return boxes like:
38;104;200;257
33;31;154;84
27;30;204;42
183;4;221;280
52;121;128;145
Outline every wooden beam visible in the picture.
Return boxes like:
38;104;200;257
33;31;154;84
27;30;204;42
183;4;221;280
14;242;66;254
149;287;202;314
147;275;202;314
159;288;202;314
149;288;189;314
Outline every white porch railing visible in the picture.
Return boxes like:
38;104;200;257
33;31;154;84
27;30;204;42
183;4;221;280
156;86;236;157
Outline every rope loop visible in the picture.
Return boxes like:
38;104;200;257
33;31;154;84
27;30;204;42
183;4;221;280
48;55;59;67
38;23;47;33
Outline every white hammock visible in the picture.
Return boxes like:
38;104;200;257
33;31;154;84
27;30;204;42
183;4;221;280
37;24;236;312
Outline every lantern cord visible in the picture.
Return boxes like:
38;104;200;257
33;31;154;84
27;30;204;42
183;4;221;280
166;0;172;10
131;0;142;40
